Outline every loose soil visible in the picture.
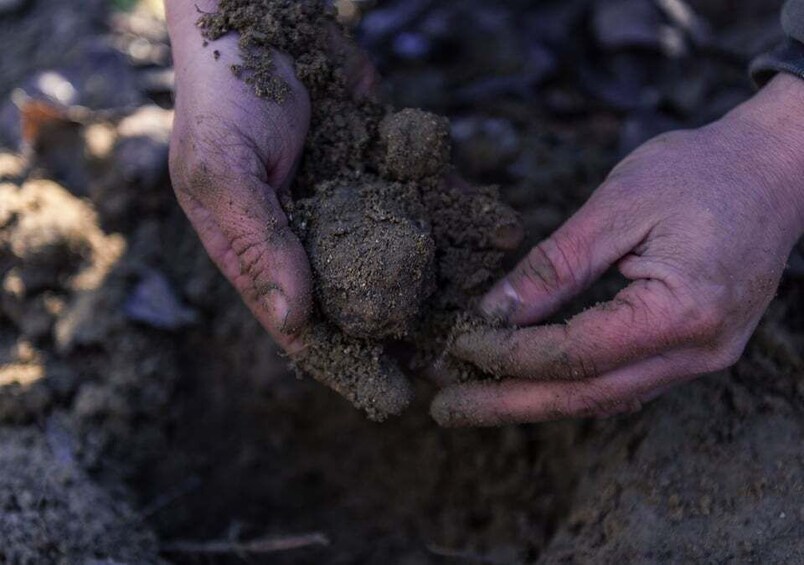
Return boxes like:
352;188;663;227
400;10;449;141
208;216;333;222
200;0;519;421
0;0;801;563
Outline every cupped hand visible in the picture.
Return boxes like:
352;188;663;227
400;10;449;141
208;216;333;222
168;1;318;355
433;74;804;427
167;2;378;355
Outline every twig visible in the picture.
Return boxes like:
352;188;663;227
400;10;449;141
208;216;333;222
162;533;330;555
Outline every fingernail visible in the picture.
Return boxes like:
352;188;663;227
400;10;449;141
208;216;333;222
491;221;524;251
479;280;520;324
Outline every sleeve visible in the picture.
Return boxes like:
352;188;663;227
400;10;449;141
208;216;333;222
750;0;804;85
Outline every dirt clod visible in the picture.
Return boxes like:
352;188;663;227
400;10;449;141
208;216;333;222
307;181;436;340
379;108;451;181
200;0;519;419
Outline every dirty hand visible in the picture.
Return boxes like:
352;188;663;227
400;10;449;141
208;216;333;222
166;0;313;353
433;74;804;427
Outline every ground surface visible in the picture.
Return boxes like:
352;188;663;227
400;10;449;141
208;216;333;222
0;0;801;563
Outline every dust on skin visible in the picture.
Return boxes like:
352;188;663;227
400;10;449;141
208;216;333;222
199;0;520;420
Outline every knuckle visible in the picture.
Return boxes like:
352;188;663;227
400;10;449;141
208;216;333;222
701;341;745;372
683;299;728;344
576;394;605;418
617;289;657;327
231;223;293;282
232;234;274;298
514;234;585;297
564;349;599;381
169;124;265;203
609;285;671;340
572;383;620;418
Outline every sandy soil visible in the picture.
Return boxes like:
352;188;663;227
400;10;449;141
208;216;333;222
0;0;800;563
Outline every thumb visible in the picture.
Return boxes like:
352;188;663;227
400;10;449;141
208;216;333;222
170;149;312;353
479;197;647;326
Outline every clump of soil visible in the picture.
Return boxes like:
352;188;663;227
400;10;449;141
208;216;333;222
306;179;436;340
199;0;518;420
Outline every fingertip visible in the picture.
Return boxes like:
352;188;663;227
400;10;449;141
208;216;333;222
448;326;518;378
478;280;521;324
431;384;507;428
448;331;477;361
491;220;525;251
430;388;470;428
275;330;307;357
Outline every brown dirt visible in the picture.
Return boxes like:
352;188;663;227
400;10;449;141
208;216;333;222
199;0;518;421
0;1;802;563
0;426;162;564
304;178;436;340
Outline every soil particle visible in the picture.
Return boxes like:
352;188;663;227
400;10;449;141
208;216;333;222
199;0;519;419
0;426;162;564
379;108;451;181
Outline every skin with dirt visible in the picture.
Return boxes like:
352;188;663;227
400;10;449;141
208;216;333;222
198;0;518;421
0;0;802;563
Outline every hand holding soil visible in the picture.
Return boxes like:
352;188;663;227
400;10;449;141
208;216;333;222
167;0;313;354
167;0;521;420
434;73;804;426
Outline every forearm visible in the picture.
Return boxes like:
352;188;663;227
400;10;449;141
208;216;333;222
743;2;804;238
726;73;804;239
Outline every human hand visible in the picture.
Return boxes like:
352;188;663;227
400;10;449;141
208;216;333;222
433;74;804;427
166;0;312;353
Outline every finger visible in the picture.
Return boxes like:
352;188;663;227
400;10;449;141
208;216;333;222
419;357;456;388
431;350;700;427
168;5;313;353
175;174;312;354
452;279;695;381
478;198;649;325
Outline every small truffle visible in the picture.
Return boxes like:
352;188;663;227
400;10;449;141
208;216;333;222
379;108;451;181
308;183;436;339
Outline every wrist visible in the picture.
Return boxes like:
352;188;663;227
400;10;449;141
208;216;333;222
723;74;804;238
